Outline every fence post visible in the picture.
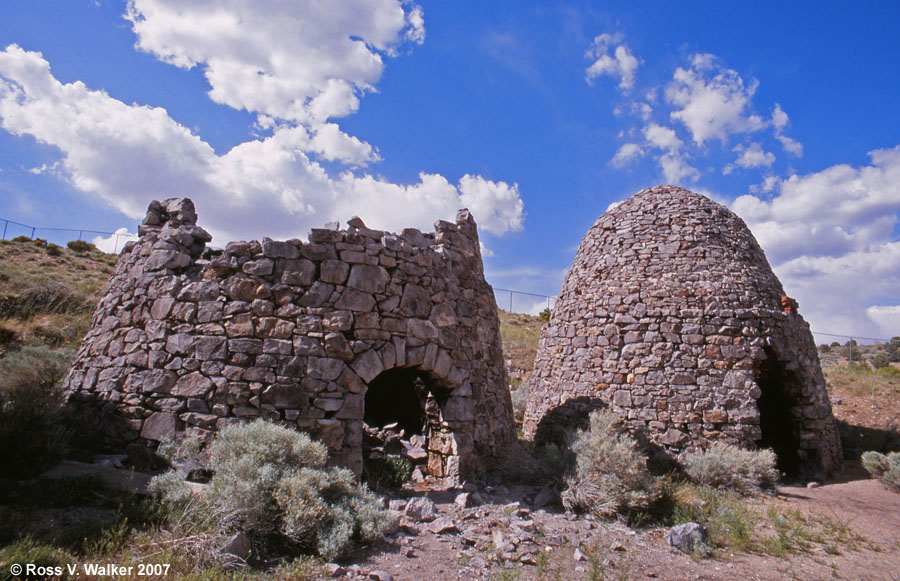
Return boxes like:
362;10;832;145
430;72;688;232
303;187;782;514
509;291;513;312
30;227;36;240
1;219;6;240
849;338;853;366
78;230;83;241
114;234;120;253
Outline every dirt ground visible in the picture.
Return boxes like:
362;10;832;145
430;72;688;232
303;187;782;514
341;464;899;581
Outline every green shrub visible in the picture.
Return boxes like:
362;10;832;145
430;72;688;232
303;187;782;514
876;365;900;379
561;410;660;517
861;451;900;492
496;438;574;485
0;536;74;581
11;235;31;243
870;353;891;370
364;455;413;489
67;239;96;252
509;381;530;424
150;419;391;562
683;442;780;495
0;346;75;477
32;238;47;247
45;243;63;257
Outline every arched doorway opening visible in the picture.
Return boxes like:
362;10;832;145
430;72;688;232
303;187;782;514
755;348;802;476
363;367;455;481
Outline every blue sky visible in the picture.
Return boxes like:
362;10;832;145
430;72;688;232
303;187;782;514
1;1;899;341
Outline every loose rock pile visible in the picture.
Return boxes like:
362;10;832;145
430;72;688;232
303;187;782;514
362;422;429;481
62;198;515;480
524;185;842;477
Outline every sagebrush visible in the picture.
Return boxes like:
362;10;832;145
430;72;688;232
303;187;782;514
683;442;780;494
861;451;900;492
150;419;391;562
0;346;75;477
561;410;660;517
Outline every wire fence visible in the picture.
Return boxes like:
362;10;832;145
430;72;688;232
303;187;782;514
0;217;138;253
489;287;895;350
1;215;894;349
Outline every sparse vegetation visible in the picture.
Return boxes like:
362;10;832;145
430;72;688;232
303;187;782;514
0;536;75;581
66;239;97;253
666;478;873;558
495;437;573;485
149;419;392;562
683;442;780;494
498;311;544;391
0;345;76;477
861;451;900;492
364;454;413;489
561;410;660;517
0;281;92;320
0;238;116;350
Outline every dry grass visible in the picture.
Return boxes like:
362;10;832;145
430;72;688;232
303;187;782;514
0;239;116;351
823;360;900;457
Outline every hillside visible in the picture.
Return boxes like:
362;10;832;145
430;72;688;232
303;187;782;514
0;238;117;353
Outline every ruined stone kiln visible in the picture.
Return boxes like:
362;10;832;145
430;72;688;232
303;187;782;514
63;198;516;481
523;185;841;478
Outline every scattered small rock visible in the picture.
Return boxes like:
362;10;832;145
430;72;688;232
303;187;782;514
222;531;251;561
455;492;476;508
428;517;459;534
325;563;346;577
532;485;554;509
369;570;393;581
404;496;436;522
573;547;588;561
665;522;710;555
807;481;821;489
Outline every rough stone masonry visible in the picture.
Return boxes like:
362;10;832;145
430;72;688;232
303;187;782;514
62;198;516;480
523;185;842;478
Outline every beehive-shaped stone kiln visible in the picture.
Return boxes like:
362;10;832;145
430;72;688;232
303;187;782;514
63;198;516;480
523;185;841;477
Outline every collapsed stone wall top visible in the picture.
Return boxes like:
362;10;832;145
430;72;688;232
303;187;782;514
63;197;516;481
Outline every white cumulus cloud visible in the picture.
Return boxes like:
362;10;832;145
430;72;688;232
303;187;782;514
866;306;900;338
0;0;524;244
93;227;138;253
771;104;803;156
725;142;775;174
732;145;900;338
665;53;765;145
585;33;640;91
610;143;644;168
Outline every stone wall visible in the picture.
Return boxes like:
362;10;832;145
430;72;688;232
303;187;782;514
63;198;516;480
523;185;842;478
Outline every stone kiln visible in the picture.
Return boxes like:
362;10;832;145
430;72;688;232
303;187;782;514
63;198;515;480
523;185;841;477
